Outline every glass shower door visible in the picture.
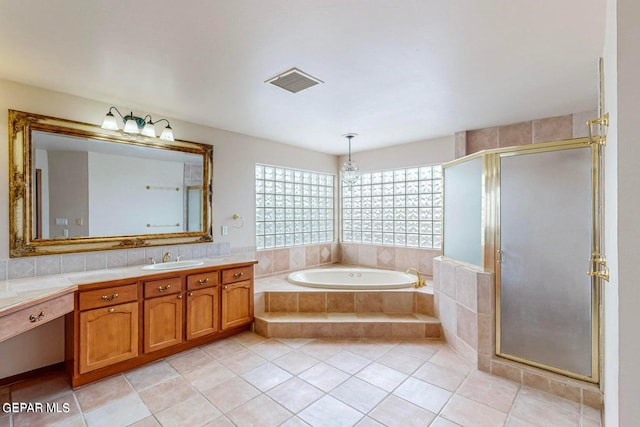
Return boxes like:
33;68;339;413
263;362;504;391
498;146;595;380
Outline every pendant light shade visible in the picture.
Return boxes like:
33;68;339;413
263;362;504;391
341;133;360;185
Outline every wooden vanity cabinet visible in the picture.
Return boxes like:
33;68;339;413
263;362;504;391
221;266;254;330
143;277;183;353
186;271;220;340
76;283;139;374
68;261;256;388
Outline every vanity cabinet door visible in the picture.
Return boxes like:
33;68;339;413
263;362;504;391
221;280;253;330
144;293;183;353
186;286;220;340
79;301;138;374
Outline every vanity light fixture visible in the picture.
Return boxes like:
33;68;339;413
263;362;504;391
341;133;360;185
101;106;174;141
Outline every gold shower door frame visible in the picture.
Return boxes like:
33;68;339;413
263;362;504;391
489;138;602;384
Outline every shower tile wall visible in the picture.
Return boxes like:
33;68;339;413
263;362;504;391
434;256;603;410
455;110;597;158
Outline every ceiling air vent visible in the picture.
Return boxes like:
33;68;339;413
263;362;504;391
265;68;323;93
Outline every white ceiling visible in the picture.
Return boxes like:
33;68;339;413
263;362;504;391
0;1;606;155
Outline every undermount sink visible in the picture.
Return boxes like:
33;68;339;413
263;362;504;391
142;260;204;271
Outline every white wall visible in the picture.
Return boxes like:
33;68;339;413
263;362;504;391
337;135;455;172
603;0;619;424
605;0;640;425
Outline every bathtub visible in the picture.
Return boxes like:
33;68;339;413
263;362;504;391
287;267;417;290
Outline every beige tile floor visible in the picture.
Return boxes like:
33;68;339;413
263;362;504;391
0;332;601;427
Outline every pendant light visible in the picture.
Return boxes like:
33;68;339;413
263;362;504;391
341;133;360;185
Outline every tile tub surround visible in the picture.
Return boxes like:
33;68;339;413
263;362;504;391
255;243;339;278
339;243;440;278
254;274;438;339
0;242;232;281
433;256;603;410
0;332;602;427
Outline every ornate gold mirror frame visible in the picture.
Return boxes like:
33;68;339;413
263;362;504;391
9;110;213;257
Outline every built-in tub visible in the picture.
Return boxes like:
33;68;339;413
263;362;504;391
287;267;417;290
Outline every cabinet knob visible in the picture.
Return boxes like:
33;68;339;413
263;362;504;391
233;272;244;279
223;286;228;290
197;278;209;285
29;311;45;323
157;284;171;292
108;308;115;313
188;292;193;297
101;293;119;302
177;294;183;299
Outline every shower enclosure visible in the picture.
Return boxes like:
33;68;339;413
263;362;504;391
443;138;602;382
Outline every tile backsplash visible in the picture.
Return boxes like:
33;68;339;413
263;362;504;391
0;242;231;281
1;241;439;281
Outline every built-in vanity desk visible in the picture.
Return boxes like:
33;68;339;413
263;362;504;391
0;257;257;388
0;275;76;342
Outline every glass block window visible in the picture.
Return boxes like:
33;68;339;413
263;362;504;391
255;164;334;250
342;165;443;249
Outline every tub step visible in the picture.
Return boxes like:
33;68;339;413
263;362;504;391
253;312;441;339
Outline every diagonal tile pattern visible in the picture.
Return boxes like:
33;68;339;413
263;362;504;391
1;332;601;426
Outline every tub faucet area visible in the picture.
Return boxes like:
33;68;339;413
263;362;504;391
405;268;426;288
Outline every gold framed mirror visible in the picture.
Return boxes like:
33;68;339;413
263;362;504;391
9;110;213;257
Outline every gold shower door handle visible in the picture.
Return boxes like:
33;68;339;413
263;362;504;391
496;250;503;264
587;255;610;281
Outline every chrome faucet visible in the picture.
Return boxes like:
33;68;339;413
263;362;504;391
405;268;426;288
162;252;172;263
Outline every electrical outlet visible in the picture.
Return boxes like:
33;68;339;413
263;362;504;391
221;225;229;236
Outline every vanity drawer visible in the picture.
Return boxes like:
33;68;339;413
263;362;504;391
79;284;138;311
222;266;253;284
1;292;74;342
187;271;220;290
144;277;182;298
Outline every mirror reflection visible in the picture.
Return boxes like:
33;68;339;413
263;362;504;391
32;131;204;239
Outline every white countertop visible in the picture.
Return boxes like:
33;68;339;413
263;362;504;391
0;255;257;316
